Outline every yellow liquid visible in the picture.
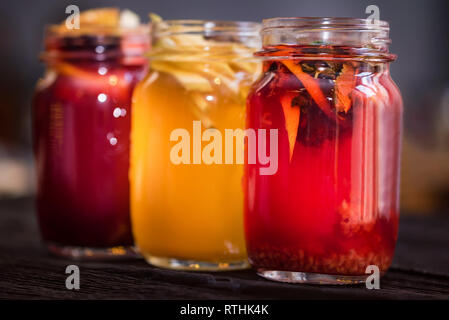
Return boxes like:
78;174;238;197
130;67;253;268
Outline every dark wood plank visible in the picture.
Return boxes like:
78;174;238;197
0;197;448;299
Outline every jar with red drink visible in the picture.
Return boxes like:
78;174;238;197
245;17;403;283
32;10;149;259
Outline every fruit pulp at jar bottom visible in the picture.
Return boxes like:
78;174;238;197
245;59;402;275
131;71;247;264
33;62;146;247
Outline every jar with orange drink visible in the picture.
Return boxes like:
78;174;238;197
130;16;260;270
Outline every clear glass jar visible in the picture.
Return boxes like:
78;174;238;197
32;24;149;259
245;18;403;283
131;20;261;270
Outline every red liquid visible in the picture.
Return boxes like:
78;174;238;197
33;40;147;247
245;52;402;275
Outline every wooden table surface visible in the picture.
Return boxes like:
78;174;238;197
0;197;448;300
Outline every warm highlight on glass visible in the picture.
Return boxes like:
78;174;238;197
245;18;403;283
32;9;149;259
131;18;260;270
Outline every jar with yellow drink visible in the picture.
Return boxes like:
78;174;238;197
130;15;261;270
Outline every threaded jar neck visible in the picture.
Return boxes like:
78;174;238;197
258;17;395;62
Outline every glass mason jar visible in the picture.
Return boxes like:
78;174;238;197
131;20;261;270
245;18;403;283
32;24;149;259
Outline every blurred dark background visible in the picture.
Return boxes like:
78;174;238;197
0;0;448;214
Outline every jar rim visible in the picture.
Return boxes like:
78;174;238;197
153;19;261;37
44;23;150;39
261;17;390;33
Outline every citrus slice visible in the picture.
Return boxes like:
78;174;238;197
149;15;258;95
281;93;300;160
149;13;163;24
52;8;143;36
334;63;357;113
54;62;127;89
79;8;120;27
151;61;212;92
282;60;333;118
119;9;140;28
